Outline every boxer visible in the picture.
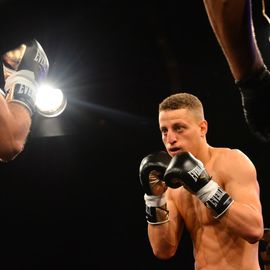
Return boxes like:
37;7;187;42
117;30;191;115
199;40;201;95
139;92;263;269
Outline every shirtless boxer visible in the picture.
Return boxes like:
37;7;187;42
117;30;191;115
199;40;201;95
139;92;264;269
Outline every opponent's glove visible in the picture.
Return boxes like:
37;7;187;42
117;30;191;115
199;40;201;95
139;151;171;224
164;152;234;219
2;39;49;116
236;65;270;142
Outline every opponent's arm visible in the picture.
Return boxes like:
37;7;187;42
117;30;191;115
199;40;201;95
204;0;270;142
164;151;263;243
0;39;49;162
139;151;184;259
203;0;264;81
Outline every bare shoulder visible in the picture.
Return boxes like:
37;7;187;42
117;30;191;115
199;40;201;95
210;147;256;175
211;147;253;164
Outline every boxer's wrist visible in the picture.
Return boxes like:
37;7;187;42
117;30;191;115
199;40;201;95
196;180;234;219
144;193;169;224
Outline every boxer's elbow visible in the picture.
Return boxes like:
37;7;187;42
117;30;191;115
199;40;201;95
245;221;264;244
246;234;262;244
152;245;177;260
247;229;264;244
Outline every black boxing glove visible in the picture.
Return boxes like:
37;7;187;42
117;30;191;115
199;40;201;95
2;39;49;116
139;151;171;224
164;152;234;219
236;65;270;142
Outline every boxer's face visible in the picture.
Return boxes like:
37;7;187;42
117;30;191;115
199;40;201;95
159;108;207;157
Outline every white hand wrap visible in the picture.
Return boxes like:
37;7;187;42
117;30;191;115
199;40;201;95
0;88;5;97
144;193;167;207
5;70;37;115
144;193;169;225
196;180;219;203
196;179;234;219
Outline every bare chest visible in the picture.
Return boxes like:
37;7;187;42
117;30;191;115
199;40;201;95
175;188;217;231
171;154;226;232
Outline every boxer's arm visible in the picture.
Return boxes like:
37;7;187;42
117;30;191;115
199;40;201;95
203;0;264;81
218;149;263;244
0;93;31;162
147;190;184;260
139;151;183;259
0;39;49;162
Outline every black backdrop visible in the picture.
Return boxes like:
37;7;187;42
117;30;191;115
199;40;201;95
0;1;269;269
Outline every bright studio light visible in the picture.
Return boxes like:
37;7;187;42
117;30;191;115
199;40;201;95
36;84;67;118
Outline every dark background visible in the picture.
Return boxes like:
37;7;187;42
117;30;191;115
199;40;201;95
0;0;269;269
